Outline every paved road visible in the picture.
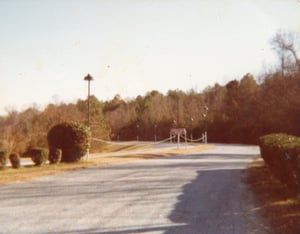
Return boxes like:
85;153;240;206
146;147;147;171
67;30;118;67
0;144;269;234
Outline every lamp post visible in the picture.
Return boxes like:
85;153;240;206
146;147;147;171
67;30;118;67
190;117;194;141
154;124;157;142
84;74;94;129
136;124;139;141
202;105;208;144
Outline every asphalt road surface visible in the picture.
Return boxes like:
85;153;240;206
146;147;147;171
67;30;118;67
0;144;269;234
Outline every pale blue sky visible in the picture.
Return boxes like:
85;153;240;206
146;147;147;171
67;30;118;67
0;0;299;115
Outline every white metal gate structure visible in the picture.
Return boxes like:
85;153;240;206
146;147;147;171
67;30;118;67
170;128;187;148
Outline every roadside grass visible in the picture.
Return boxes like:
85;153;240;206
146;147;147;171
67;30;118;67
96;142;152;153
0;143;213;185
246;157;300;233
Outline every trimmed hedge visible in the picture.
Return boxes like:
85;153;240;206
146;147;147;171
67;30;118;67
0;151;9;170
49;148;62;164
27;148;49;166
9;153;20;169
259;133;300;195
47;121;90;163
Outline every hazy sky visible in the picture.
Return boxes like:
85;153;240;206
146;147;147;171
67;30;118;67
0;0;299;115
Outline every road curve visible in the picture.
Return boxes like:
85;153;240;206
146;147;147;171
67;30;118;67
0;144;269;234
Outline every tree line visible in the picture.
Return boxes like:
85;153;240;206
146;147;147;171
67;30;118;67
0;30;299;153
1;69;300;154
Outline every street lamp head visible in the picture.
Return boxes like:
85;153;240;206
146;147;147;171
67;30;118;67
84;74;94;81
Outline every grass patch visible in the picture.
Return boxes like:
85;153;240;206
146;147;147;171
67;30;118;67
0;143;213;185
246;157;300;233
0;162;93;185
97;142;152;153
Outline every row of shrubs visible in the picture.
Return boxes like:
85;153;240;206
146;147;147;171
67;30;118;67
0;151;21;169
0;121;91;170
259;133;300;196
0;148;63;169
28;147;63;165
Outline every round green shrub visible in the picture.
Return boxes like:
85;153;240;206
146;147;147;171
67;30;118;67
9;153;20;169
259;133;300;196
47;121;91;163
49;148;62;164
28;148;49;166
0;151;9;170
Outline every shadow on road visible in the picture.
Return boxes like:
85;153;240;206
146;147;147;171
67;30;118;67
165;170;269;233
84;153;268;234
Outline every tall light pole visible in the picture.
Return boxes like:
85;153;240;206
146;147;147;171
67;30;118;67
84;74;94;129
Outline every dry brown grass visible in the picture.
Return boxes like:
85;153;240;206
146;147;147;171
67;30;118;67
0;143;213;185
246;157;300;233
97;142;152;153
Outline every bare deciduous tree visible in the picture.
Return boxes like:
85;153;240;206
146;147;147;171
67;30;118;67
271;29;299;77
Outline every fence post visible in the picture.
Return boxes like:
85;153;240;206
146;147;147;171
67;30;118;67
297;155;300;196
86;148;90;160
